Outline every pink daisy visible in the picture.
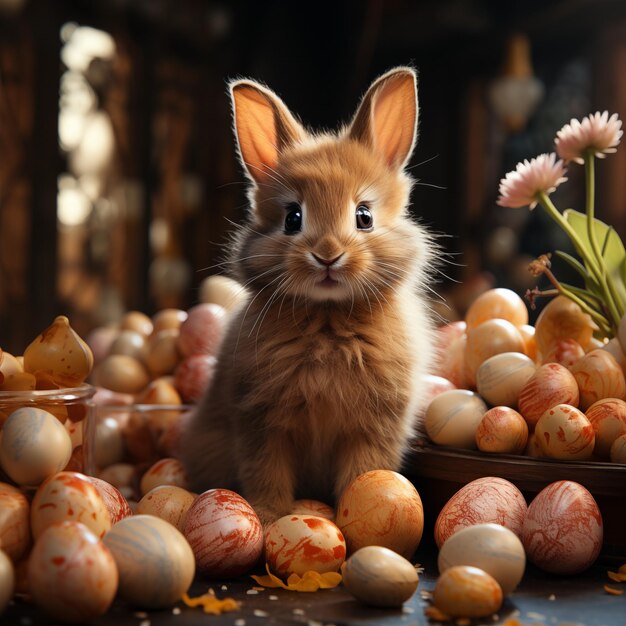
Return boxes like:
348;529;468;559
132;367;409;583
497;153;567;210
555;111;623;164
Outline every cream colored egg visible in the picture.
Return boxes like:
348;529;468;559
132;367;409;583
265;515;346;576
140;458;189;495
0;407;73;486
610;433;626;463
465;288;528;330
199;274;246;311
152;308;188;333
535;404;595;460
120;310;153;337
0;482;30;561
28;521;118;623
108;330;147;362
144;330;181;377
31;471;112;540
476;352;536;408
137;485;195;531
425;390;488;449
438;523;525;594
433;565;503;618
0;549;14;614
342;546;418;607
103;515;195;608
95;354;150;394
94;417;125;469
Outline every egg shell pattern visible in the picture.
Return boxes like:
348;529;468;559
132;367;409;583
137;485;196;531
522;481;603;574
475;407;528;454
265;515;346;576
586;398;626;458
570;349;626;411
476;352;536;408
434;477;527;548
336;470;423;559
535;404;595;460
182;489;263;578
31;471;112;540
291;499;335;520
103;515;195;608
28;521;118;623
87;476;133;524
0;482;30;560
140;457;189;495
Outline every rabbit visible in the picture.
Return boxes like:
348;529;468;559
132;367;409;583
181;66;437;527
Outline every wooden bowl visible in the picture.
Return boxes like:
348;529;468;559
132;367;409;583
405;437;626;560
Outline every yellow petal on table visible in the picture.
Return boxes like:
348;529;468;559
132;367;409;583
604;585;625;596
182;590;241;614
607;571;626;582
319;571;342;589
251;564;342;592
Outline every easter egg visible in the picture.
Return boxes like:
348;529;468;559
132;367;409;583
476;352;536;408
28;521;118;623
475;407;528;454
108;330;147;362
120;310;153;337
434;477;527;548
291;499;335;520
0;407;73;486
173;354;217;403
518;363;579;428
182;489;263;577
535;404;595;460
94;416;125;469
542;338;585;369
177;303;227;358
433;565;503;618
424;390;487;449
140;457;189;495
137;485;196;531
0;549;14;614
570;349;626;411
265;515;346;576
144;330;181;377
420;374;457;414
31;471;112;540
336;470;423;559
522;481;603;574
465;288;528;329
95;354;150;395
0;482;30;561
342;546;419;607
610;433;626;463
86;476;133;524
438;523;525;594
534;296;595;355
98;463;134;489
152;308;188;332
103;515;194;608
199;275;246;311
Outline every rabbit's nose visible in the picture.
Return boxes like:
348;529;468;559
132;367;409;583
312;252;344;267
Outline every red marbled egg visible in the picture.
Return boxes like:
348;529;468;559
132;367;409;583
177;303;227;358
434;477;527;548
182;489;263;578
522;481;603;574
265;515;346;576
86;476;133;524
569;349;626;411
173;354;217;403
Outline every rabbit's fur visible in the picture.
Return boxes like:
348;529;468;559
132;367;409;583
182;67;436;526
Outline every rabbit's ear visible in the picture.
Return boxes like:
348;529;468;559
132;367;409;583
229;79;305;184
349;67;418;170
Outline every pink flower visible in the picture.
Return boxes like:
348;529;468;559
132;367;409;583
497;153;567;209
555;111;623;164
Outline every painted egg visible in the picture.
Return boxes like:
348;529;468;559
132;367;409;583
336;470;423;559
86;476;133;524
424;390;488;449
31;471;112;540
137;485;196;531
95;354;150;395
152;308;188;332
291;499;335;520
0;407;73;486
522;481;603;574
120;310;153;337
438;523;525;594
199;275;246;311
420;374;457;415
0;549;14;614
0;482;30;561
465;288;528;330
518;363;579;429
475;407;528;454
173;354;217;403
433;565;503;618
535;404;595;460
465;319;525;386
28;521;118;623
610;433;626;462
140;457;189;495
342;546;418;607
476;352;536;408
534;296;595;355
265;515;346;576
542;338;585;369
94;416;125;469
570;349;626;411
434;477;527;548
103;515;194;608
524;432;545;458
182;489;263;577
177;303;227;358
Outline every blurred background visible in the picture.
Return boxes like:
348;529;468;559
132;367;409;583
1;0;626;353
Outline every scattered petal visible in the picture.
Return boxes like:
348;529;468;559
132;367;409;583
605;585;625;596
607;571;626;582
181;589;240;615
556;111;623;164
251;563;341;592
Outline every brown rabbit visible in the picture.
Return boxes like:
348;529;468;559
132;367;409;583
181;66;436;526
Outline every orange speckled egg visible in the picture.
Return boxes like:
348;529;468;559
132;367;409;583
137;485;196;531
182;489;263;578
0;482;30;561
291;499;335;521
570;349;626;411
535;404;595;460
522;481;603;574
465;288;528;330
542;338;585;369
584;398;626;458
265;515;346;576
28;521;118;623
518;363;579;429
103;515;194;608
476;352;536;408
433;565;503;618
31;471;112;540
465;319;525;385
335;470;423;559
140;458;189;495
476;407;528;454
434;477;527;548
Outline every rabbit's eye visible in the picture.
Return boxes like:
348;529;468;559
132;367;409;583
356;205;373;230
284;203;302;234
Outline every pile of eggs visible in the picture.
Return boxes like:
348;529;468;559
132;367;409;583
426;289;626;463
